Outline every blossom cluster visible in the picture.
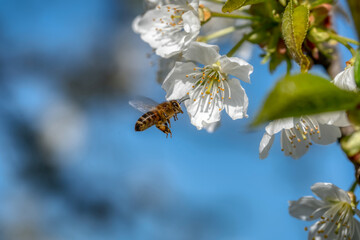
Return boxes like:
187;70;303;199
133;0;253;132
132;0;360;239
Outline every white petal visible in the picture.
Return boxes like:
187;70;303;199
289;196;327;221
308;220;339;240
265;118;294;135
132;15;142;34
187;0;199;10
259;133;275;159
352;220;360;240
219;56;253;83
162;62;197;100
157;54;182;84
310;124;341;145
312;112;350;127
281;130;309;159
185;97;221;130
311;182;351;203
204;121;220;133
333;66;356;91
135;5;200;58
181;10;200;41
183;42;221;65
224;78;248;120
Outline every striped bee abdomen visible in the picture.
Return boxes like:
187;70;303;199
135;111;160;131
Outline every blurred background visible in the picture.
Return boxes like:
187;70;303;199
0;0;358;239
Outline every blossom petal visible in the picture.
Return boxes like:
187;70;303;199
132;15;142;34
289;196;327;221
265;118;294;135
162;62;197;100
183;42;221;65
157;54;182;84
259;133;275;159
204;121;220;133
312;112;350;127
281;130;309;159
310;124;341;145
219;56;253;83
188;0;199;10
333;66;356;91
223;78;248;120
311;182;351;203
135;5;200;58
353;219;360;239
185;97;221;130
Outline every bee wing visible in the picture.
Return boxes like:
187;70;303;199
129;97;159;113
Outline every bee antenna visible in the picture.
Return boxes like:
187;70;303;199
178;95;190;104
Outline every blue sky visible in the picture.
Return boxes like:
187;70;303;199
0;0;358;239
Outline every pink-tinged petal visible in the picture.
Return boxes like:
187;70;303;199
311;182;351;203
183;42;220;65
310;124;341;145
265;118;294;135
223;78;248;120
219;56;253;83
259;133;275;159
162;62;197;100
333;66;356;91
289;196;327;221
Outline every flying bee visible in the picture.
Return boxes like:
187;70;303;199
129;96;189;138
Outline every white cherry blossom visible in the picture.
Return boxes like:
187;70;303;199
289;182;360;240
333;66;356;91
259;66;356;159
133;0;200;58
259;114;349;159
162;42;253;130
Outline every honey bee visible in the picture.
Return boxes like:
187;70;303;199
129;96;188;137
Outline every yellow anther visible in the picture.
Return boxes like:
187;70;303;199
186;75;189;77
304;227;308;231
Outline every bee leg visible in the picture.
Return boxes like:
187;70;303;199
160;112;170;128
173;113;178;121
156;122;172;138
167;118;171;128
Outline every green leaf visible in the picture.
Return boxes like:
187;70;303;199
252;73;360;126
281;1;310;72
355;51;360;89
222;0;265;13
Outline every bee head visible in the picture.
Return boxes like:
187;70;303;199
170;100;183;114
